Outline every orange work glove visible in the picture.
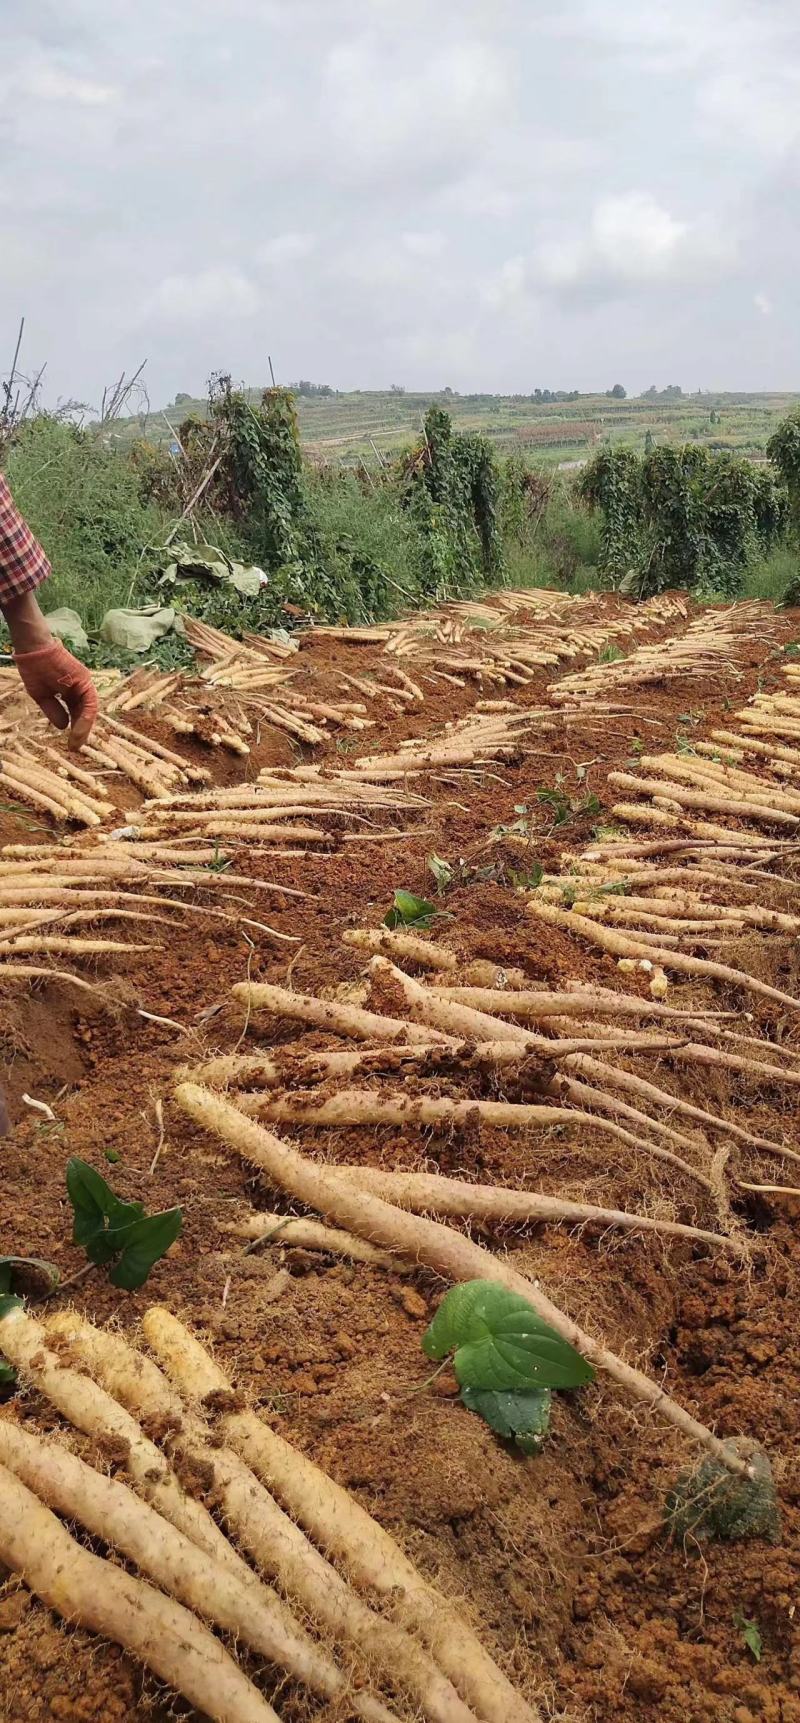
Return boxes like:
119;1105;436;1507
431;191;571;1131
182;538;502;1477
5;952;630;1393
15;640;98;749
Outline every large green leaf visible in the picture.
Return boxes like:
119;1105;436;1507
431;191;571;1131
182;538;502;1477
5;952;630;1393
65;1160;180;1288
422;1281;594;1391
384;890;436;930
108;1209;183;1291
66;1158;144;1255
460;1384;552;1453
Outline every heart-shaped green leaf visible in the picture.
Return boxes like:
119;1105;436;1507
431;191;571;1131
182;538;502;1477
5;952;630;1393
108;1209;183;1291
422;1280;594;1391
460;1384;552;1452
66;1158;144;1253
384;890;436;930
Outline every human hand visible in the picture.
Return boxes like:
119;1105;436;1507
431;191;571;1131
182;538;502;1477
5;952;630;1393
15;639;99;749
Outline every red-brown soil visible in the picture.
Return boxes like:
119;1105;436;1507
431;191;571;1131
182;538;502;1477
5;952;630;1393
1;594;799;1722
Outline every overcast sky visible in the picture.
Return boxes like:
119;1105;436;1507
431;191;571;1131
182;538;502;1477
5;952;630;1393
3;0;799;407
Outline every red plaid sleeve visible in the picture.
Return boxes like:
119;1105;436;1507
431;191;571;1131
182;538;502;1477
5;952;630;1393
0;473;51;605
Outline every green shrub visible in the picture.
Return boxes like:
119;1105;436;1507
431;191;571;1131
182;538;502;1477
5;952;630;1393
6;418;167;629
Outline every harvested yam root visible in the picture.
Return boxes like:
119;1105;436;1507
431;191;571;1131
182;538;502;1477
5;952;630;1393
50;1313;482;1723
343;926;458;970
231;980;449;1044
232;1171;741;1252
0;1462;279;1723
174;1083;756;1480
228;1208;399;1266
527;898;800;1012
240;1085;712;1192
0;1421;385;1722
142;1308;540;1723
0;1307;251;1578
183;1031;687;1092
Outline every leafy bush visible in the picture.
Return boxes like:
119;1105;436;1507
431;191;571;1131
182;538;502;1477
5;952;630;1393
6;418;167;628
580;442;789;598
403;407;503;598
767;408;800;527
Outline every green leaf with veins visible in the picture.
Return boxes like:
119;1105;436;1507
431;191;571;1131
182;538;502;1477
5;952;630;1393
66;1158;144;1254
460;1384;552;1453
427;854;453;895
422;1281;594;1391
384;890;437;930
108;1209;183;1291
734;1613;763;1662
66;1158;182;1289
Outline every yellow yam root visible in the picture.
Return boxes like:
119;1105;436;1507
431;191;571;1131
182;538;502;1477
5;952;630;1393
53;1314;478;1723
0;1308;250;1583
306;1167;739;1250
0;1462;278;1723
231;980;448;1043
526;900;800;1012
230;1209;399;1266
143;1309;539;1723
240;1085;710;1189
0;1421;383;1721
343;927;458;970
173;1084;753;1479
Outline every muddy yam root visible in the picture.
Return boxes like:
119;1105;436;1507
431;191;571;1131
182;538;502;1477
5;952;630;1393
0;1462;279;1723
174;1083;754;1479
141;1308;540;1723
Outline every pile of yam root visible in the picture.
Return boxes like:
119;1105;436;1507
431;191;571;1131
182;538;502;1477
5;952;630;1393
0;1305;537;1723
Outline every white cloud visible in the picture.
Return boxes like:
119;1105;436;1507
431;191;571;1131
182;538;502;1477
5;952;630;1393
25;65;118;105
2;0;799;402
482;256;529;309
754;291;773;317
321;35;511;184
257;232;317;266
402;232;446;258
145;267;260;325
532;191;734;302
538;193;688;290
698;68;800;156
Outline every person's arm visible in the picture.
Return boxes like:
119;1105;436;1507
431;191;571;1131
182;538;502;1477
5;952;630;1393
0;475;97;748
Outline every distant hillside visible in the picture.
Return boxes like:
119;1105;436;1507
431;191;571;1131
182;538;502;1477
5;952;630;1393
104;386;800;468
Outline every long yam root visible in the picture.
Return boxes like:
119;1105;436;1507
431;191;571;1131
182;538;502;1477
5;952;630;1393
174;1084;754;1479
232;1177;740;1250
230;1209;399;1267
0;1462;278;1723
0;1421;390;1723
231;980;447;1044
184;1031;687;1093
53;1314;478;1723
143;1309;539;1723
240;1086;712;1191
343;927;458;970
526;900;800;1012
0;1308;253;1585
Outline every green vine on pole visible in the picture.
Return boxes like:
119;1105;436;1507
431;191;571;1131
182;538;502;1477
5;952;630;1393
767;409;800;530
404;407;504;598
580;441;788;599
